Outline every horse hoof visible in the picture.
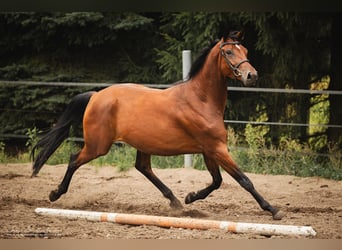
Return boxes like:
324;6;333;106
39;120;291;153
185;192;196;204
170;199;183;210
49;190;60;202
273;209;285;220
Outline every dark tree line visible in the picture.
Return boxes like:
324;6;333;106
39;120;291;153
0;12;341;151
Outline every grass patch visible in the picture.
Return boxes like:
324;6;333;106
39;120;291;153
90;144;136;171
1;127;341;180
230;145;341;180
90;143;206;171
229;128;342;180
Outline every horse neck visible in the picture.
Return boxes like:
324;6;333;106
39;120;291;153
187;48;227;113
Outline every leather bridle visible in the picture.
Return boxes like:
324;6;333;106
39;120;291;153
220;41;250;77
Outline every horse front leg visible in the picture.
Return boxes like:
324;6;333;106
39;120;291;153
185;154;222;204
214;146;285;220
135;150;183;209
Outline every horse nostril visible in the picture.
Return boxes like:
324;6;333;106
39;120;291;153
244;71;258;86
247;72;258;81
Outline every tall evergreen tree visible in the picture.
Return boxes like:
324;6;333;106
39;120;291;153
240;12;332;145
328;12;342;147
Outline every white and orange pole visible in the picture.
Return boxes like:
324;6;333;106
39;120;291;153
35;208;316;237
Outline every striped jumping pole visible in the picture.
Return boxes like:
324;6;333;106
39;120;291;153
34;208;316;237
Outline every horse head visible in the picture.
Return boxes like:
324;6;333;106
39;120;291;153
219;31;258;87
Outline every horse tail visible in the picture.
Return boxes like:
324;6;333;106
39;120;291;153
31;91;96;177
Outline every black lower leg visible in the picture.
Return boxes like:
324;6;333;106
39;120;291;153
145;174;182;209
185;156;222;204
232;170;283;219
185;173;222;204
49;153;79;202
135;151;182;209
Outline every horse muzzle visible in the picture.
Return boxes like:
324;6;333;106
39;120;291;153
241;70;258;87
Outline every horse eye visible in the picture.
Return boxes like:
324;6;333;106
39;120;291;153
226;50;233;55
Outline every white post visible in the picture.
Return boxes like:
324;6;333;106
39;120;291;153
182;50;192;168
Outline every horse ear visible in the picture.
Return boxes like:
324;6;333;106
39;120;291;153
236;30;245;41
228;30;245;41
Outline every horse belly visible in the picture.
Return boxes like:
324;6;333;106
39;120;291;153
127;133;201;156
115;111;201;156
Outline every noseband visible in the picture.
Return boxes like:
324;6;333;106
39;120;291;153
220;41;250;77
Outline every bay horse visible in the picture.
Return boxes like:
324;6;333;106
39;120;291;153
31;31;284;220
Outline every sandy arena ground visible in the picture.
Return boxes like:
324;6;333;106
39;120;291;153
0;163;341;239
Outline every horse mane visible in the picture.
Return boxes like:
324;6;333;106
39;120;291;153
187;31;243;80
188;39;219;80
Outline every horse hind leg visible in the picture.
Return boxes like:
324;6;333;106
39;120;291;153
134;150;183;209
49;152;80;202
49;141;112;202
185;155;222;204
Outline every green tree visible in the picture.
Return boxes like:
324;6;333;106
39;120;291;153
1;11;340;153
156;12;242;82
0;12;162;142
240;12;332;146
0;12;159;82
328;13;342;148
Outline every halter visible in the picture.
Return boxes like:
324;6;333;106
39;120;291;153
220;41;250;77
